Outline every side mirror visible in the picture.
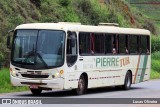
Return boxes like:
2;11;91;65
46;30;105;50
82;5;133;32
7;30;14;49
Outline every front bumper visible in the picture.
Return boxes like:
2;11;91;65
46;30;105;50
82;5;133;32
10;75;64;90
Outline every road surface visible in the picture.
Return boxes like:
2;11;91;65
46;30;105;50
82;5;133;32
0;79;160;107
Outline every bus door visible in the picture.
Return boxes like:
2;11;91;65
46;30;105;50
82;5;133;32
66;31;78;72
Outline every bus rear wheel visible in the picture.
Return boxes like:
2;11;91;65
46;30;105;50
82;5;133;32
122;72;132;90
30;88;42;95
74;75;86;95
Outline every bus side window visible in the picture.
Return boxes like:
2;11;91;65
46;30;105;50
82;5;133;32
105;34;115;54
118;35;129;54
112;35;117;54
129;35;139;54
147;36;150;54
79;32;91;55
105;34;112;54
66;31;78;67
141;35;150;54
93;33;105;54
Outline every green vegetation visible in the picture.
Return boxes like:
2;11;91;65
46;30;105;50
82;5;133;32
151;52;160;79
126;0;160;33
0;68;28;93
151;36;160;53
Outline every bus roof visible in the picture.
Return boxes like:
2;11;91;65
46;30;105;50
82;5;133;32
15;23;151;36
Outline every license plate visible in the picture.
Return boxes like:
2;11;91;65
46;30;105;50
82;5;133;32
30;85;38;89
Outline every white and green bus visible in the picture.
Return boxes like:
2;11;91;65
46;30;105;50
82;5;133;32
7;22;151;95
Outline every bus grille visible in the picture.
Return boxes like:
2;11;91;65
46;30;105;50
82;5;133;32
21;74;49;78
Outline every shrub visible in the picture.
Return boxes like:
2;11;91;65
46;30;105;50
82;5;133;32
64;8;80;22
30;0;41;8
151;51;160;79
151;59;160;73
59;0;71;7
143;20;157;35
151;36;160;53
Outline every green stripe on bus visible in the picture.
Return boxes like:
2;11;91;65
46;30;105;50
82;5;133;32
139;55;148;82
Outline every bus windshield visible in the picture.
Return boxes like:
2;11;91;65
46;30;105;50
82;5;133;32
11;30;65;69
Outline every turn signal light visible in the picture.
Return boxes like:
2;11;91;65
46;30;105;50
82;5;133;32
10;68;12;72
60;70;64;74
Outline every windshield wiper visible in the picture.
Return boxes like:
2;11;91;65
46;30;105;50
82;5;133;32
36;52;49;69
23;51;35;64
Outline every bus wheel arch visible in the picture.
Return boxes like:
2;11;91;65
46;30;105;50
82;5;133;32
123;70;132;90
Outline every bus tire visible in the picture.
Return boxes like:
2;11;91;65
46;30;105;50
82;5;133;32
122;72;132;90
30;88;42;95
74;75;86;95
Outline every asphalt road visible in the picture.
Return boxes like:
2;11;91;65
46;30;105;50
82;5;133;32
0;79;160;107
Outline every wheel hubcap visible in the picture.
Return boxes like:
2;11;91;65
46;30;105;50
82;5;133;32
78;79;84;92
127;76;131;88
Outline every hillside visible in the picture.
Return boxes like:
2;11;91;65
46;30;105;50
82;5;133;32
0;0;158;66
126;0;160;34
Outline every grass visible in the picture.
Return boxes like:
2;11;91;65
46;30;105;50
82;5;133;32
150;69;160;79
151;52;160;79
132;4;160;20
125;0;160;35
0;68;28;93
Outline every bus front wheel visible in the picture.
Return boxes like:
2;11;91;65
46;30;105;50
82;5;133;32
30;88;42;95
74;75;86;95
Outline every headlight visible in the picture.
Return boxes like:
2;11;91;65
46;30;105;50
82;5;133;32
55;72;60;77
52;72;60;78
52;70;64;78
10;68;16;77
52;71;61;78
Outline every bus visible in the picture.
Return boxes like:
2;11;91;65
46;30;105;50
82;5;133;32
7;22;151;95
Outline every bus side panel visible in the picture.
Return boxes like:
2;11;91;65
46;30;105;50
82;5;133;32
143;55;151;81
76;56;128;88
133;55;150;84
63;65;79;89
63;54;150;90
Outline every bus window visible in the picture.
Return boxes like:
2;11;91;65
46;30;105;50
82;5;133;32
141;36;150;54
79;32;91;55
105;34;116;54
129;35;139;54
118;35;126;54
119;35;128;54
93;33;105;54
67;32;77;67
105;34;112;54
147;36;150;54
113;35;118;54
